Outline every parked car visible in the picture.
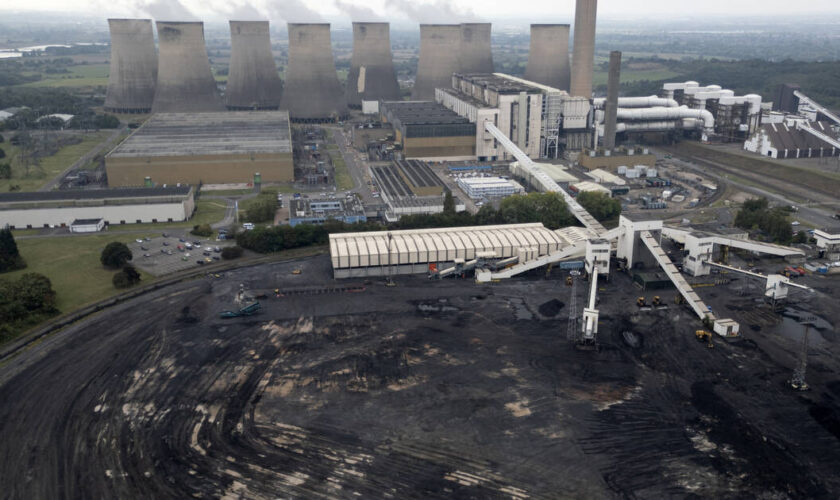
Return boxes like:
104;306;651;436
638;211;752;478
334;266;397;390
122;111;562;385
162;241;169;246
185;242;193;250
136;239;144;243
196;260;205;265
162;233;169;238
213;246;221;253
140;246;148;251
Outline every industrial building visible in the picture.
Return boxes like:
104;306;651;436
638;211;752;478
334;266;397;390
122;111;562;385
104;19;158;113
379;101;476;160
105;111;293;187
152;22;224;113
457;176;524;199
289;198;366;227
744;121;840;159
281;23;348;122
524;24;570;92
225;21;283;110
346;22;401;108
392;159;445;196
436;73;591;158
0;186;195;229
329;223;572;278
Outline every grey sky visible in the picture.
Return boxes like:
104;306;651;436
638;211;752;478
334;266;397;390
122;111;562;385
1;0;839;21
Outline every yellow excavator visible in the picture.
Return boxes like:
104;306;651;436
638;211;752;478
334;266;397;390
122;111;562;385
637;297;647;307
695;330;714;348
652;296;661;307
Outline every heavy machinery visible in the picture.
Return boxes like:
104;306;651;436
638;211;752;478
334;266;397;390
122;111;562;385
220;301;261;318
566;276;574;286
652;296;661;306
637;297;647;307
695;330;714;348
291;269;302;275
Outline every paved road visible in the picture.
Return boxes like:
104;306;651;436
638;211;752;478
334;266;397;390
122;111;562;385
38;126;127;192
330;125;375;205
654;148;839;230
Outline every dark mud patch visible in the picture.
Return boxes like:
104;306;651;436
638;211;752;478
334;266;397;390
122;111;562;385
538;299;565;317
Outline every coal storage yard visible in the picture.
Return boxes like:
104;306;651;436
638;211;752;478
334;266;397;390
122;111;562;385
2;255;840;498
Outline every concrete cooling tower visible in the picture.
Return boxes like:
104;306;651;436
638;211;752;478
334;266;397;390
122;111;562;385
152;21;224;113
346;22;400;108
458;23;493;74
226;21;283;110
524;24;570;92
104;19;158;113
412;24;461;100
280;23;348;121
570;0;598;98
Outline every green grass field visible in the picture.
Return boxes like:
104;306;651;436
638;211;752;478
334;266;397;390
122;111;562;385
4;233;156;314
0;130;112;192
22;63;109;88
327;146;354;191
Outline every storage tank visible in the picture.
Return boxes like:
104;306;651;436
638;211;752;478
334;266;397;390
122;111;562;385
152;21;224;112
104;19;158;113
226;20;283;110
524;24;570;92
570;0;598;98
412;24;461;100
280;23;348;121
346;22;400;108
459;23;493;73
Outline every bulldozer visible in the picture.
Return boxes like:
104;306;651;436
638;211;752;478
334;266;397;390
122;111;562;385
566;276;574;286
637;297;647;308
695;330;714;348
652;296;661;306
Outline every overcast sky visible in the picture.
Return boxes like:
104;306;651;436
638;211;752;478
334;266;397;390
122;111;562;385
2;0;839;23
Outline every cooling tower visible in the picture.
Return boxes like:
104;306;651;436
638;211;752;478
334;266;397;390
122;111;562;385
152;21;224;113
226;21;283;110
570;0;598;98
346;22;400;108
280;23;348;121
104;19;158;113
603;51;621;150
412;24;461;100
524;24;570;92
459;23;493;74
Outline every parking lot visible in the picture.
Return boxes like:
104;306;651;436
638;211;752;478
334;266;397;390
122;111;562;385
128;232;237;277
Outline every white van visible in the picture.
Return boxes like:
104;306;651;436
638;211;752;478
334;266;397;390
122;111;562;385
243;223;255;230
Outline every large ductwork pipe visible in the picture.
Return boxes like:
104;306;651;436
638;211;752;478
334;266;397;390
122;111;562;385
281;23;348;121
602;50;621;150
570;0;597;98
105;19;158;113
616;106;715;132
152;21;224;113
412;24;461;100
226;20;283;110
593;95;679;109
662;80;699;99
346;22;400;107
459;23;493;73
524;24;570;91
614;119;704;133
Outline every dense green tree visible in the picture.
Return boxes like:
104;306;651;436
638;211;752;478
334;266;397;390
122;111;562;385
0;226;26;273
100;242;132;269
0;163;10;180
0;148;5;159
734;197;792;244
190;224;213;237
112;265;141;289
13;273;57;311
577;192;622;222
443;190;456;215
221;246;244;260
244;193;278;223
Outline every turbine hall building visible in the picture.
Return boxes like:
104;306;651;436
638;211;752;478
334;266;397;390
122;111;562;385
380;100;476;160
105;111;293;187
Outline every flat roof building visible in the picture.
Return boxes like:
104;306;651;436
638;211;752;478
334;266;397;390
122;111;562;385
0;186;195;229
393;159;445;197
457;176;524;199
289;198;367;227
105;111;293;187
380;101;476;160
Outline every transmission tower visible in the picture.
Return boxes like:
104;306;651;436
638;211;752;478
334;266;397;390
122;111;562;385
566;271;580;342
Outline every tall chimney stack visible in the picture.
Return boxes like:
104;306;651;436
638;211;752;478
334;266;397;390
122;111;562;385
603;50;621;150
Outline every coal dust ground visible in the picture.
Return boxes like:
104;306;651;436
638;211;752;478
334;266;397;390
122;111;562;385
2;255;840;498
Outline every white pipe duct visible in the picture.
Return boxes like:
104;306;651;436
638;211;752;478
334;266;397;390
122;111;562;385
613;119;704;133
593;95;678;109
616;105;715;132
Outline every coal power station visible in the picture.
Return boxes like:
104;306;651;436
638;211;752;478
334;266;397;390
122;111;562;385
104;19;158;113
458;23;494;74
225;21;283;110
280;23;348;121
524;24;571;92
346;22;400;108
152;21;224;113
570;0;597;98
